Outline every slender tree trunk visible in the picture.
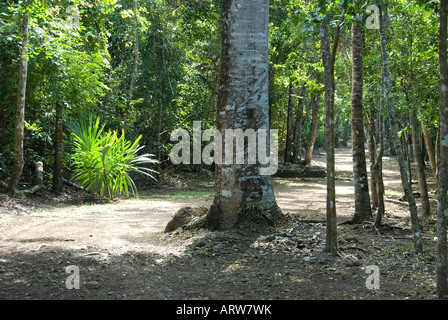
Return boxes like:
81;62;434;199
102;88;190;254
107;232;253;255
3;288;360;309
403;129;412;186
368;125;379;209
342;119;350;147
292;86;305;163
128;0;139;102
7;5;30;195
421;121;437;187
305;94;319;164
284;81;295;162
410;105;430;216
437;0;448;300
379;4;423;253
122;0;139;134
350;15;372;223
320;15;337;256
53;102;63;194
149;5;163;160
292;87;306;163
374;82;386;227
205;0;284;230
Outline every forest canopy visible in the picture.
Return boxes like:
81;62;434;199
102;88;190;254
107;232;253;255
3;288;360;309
0;0;442;192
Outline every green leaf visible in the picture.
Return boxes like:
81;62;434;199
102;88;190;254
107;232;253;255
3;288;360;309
68;117;158;200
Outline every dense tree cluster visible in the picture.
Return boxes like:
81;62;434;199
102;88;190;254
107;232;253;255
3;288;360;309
1;0;448;298
0;0;441;193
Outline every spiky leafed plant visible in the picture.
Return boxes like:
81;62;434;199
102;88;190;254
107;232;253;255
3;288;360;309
68;117;158;199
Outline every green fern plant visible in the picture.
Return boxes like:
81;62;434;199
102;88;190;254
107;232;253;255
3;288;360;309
68;117;158;199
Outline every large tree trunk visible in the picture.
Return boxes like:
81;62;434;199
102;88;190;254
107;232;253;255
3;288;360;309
304;94;319;164
320;15;337;256
379;4;422;253
52;102;64;194
7;5;30;196
284;81;295;162
350;15;372;224
204;0;284;230
437;0;448;300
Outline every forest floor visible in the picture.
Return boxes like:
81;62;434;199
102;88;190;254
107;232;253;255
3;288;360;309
0;147;442;300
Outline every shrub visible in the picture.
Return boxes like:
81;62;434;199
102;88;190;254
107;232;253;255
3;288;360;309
68;117;158;199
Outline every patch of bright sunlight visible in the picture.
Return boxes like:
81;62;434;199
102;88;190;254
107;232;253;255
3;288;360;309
148;191;214;199
29;204;115;218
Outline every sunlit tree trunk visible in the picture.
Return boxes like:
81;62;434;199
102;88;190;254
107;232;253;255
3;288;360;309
7;4;29;195
320;15;337;256
350;14;372;223
437;0;448;300
205;0;284;230
305;94;319;164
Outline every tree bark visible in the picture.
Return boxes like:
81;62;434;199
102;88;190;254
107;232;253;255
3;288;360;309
292;86;305;163
421;121;437;187
342;119;350;147
284;81;295;162
7;5;30;196
437;0;448;300
305;94;319;164
350;15;372;223
410;105;430;216
205;0;284;230
148;4;163;160
374;82;386;228
368;125;378;209
379;4;422;253
124;0;139;133
320;15;337;256
129;0;139;102
53;102;64;194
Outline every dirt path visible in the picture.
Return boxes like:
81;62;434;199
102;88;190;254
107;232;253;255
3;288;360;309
0;148;439;300
275;148;406;221
0;147;403;253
